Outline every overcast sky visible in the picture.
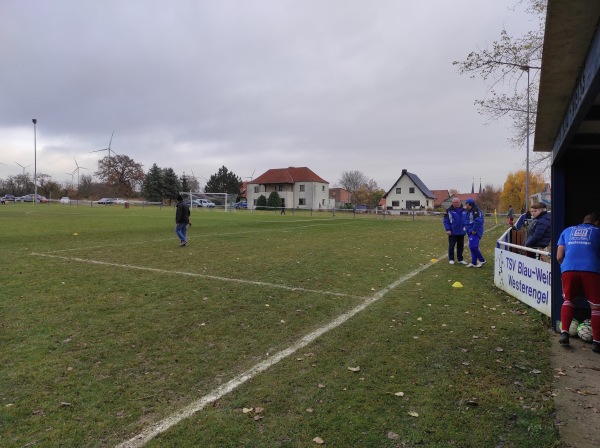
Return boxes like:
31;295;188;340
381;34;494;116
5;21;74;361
0;0;538;193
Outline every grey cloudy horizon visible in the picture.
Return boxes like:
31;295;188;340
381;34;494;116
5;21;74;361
0;0;537;194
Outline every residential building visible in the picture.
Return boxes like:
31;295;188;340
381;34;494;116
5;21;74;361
431;189;450;208
247;167;329;210
329;187;351;208
382;169;435;210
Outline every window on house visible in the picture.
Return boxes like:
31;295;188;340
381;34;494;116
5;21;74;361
396;188;401;194
299;185;305;192
322;186;325;191
392;201;400;207
409;187;415;194
254;186;259;193
278;185;283;192
299;198;306;205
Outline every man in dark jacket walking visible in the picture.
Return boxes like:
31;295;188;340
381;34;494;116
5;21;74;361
175;194;191;247
525;203;551;253
443;197;467;265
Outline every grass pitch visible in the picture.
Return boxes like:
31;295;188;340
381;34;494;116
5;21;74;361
0;204;559;447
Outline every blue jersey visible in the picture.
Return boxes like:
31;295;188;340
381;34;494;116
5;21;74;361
557;223;600;273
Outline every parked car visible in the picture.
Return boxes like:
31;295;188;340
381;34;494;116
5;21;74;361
20;194;47;203
198;199;215;208
97;198;114;204
234;201;248;209
184;199;216;208
0;194;16;203
60;197;70;204
113;198;126;204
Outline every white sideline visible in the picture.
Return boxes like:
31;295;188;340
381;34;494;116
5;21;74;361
30;253;362;299
114;255;446;448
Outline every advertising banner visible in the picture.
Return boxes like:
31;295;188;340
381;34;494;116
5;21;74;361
494;248;552;316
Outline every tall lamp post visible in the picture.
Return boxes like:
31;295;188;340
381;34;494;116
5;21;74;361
32;119;37;206
520;66;531;210
486;61;538;211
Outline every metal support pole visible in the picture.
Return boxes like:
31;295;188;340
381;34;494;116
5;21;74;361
32;119;37;206
525;68;530;210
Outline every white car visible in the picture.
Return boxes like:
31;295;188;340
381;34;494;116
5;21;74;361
60;197;70;204
113;198;127;204
197;199;215;208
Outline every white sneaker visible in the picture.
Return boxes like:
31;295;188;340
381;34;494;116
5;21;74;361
449;260;455;265
478;260;486;267
458;260;468;265
466;263;476;268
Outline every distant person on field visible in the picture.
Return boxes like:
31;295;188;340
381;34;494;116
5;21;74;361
464;198;486;268
525;203;552;256
443;197;467;265
281;199;286;215
175;194;191;247
507;204;514;226
557;212;600;353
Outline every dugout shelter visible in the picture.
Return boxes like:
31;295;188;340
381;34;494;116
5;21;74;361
534;1;600;327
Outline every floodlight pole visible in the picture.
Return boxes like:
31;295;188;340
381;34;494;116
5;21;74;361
32;119;37;206
520;66;531;210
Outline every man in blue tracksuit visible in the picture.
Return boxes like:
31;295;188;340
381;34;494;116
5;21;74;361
443;197;467;265
464;198;486;268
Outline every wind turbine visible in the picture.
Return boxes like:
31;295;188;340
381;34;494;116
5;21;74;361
15;161;32;175
65;170;76;187
244;168;256;182
90;131;118;159
73;158;88;189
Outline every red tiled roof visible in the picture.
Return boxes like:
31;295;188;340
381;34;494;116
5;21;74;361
452;193;481;204
431;189;450;206
252;167;328;184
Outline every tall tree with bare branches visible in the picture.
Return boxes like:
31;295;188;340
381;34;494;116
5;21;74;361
453;0;547;170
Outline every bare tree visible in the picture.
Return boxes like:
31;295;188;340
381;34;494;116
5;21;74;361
453;0;548;170
339;170;381;204
95;154;145;197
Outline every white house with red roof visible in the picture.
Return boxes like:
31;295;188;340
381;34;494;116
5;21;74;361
247;167;330;210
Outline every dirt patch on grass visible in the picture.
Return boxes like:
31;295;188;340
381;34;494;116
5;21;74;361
551;332;600;447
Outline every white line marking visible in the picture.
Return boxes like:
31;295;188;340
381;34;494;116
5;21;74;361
31;253;363;299
115;255;446;448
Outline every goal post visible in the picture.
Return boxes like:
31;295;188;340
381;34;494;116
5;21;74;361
180;191;238;210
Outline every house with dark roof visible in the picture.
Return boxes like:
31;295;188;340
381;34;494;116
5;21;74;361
382;169;436;210
247;167;329;210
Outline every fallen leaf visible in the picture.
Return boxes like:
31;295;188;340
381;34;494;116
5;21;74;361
255;407;264;413
394;392;405;397
313;436;324;444
348;366;360;372
253;415;263;421
495;347;504;352
242;407;253;414
306;408;314;413
576;389;598;396
408;411;419;417
530;369;542;374
388;431;399;439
